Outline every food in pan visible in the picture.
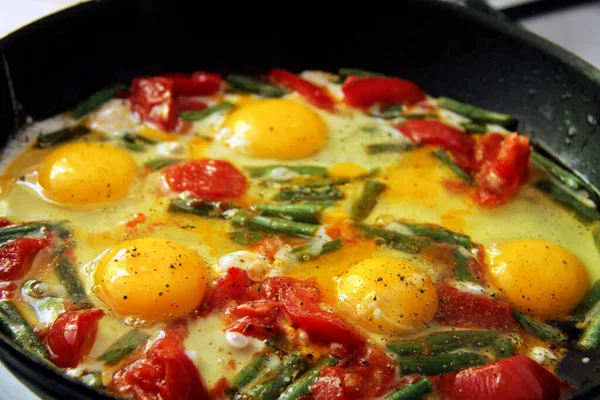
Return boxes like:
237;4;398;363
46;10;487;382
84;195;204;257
0;67;598;400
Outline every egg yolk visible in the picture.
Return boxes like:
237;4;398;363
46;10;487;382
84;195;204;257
38;142;136;205
94;238;210;322
336;256;438;333
224;99;327;159
489;239;589;318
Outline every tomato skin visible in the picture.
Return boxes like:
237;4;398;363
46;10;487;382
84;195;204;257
0;218;12;228
162;159;248;200
268;69;335;111
175;97;208;112
0;282;17;299
435;284;517;331
0;238;46;281
342;77;425;108
437;356;571;400
130;77;177;132
45;309;104;368
161;72;222;96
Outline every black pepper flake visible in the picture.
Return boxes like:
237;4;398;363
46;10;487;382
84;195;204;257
123;295;128;300
158;292;163;296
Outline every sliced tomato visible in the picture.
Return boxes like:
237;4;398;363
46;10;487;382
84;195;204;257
397;120;476;170
474;133;530;207
342;77;425;108
0;218;12;228
437;356;571;400
0;238;46;281
162;159;248;200
175;97;208;112
435;284;517;331
0;282;17;299
474;133;504;168
268;69;335;111
228;300;281;338
45;309;104;368
161;72;222;96
113;325;209;400
203;267;258;310
130;77;177;132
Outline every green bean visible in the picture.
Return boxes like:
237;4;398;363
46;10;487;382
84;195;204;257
370;105;403;119
226;75;287;97
248;165;328;179
397;352;486;375
248;352;307;400
229;353;278;399
35;126;90;148
254;203;329;224
296;178;349;188
437;97;517;128
169;198;237;218
513;311;566;342
55;254;91;307
278;355;338;400
386;341;425;357
384;379;433;400
432;149;474;185
0;300;47;359
352;180;387;221
338;68;385;77
366;143;414;155
232;211;319;237
453;247;477;282
573;280;600;320
490;337;514;360
70;85;127;119
461;122;487;133
535;180;600;223
577;310;600;352
357;224;431;254
290;240;343;262
425;330;497;354
144;158;183;171
179;102;234;121
402;113;439;120
278;187;344;202
229;230;270;245
98;330;150;366
0;221;68;246
400;222;472;249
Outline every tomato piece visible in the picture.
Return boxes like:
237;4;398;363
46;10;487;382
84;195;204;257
113;326;209;400
475;133;503;168
268;69;335;111
130;77;177;132
312;368;347;400
397;120;476;170
0;218;12;228
437;356;571;400
162;159;248;200
0;282;17;299
229;300;281;338
474;133;530;207
203;267;258;310
435;284;517;331
342;77;425;108
161;72;222;96
45;309;104;368
0;238;46;281
175;97;208;112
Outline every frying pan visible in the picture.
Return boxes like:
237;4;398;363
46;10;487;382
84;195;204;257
1;0;599;398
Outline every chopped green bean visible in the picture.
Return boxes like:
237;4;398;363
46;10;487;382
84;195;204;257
98;330;150;366
437;97;517;128
357;224;431;254
247;352;307;400
425;330;497;354
144;158;183;171
402;113;439;120
229;353;273;397
352;180;387;220
254;203;329;224
169;198;237;218
0;221;69;246
179;102;234;121
366;142;414;155
490;337;514;360
278;355;338;400
248;165;328;179
513;311;566;342
229;230;270;245
384;379;433;400
338;68;385;77
397;352;486;375
70;84;127;119
573;280;600;320
453;247;477;282
35;126;90;148
432;149;474;185
536;180;600;223
297;178;349;188
226;75;287;97
278;187;344;202
400;222;472;249
232;211;320;237
55;254;91;307
577;310;600;352
386;341;425;357
461;122;487;133
0;300;48;359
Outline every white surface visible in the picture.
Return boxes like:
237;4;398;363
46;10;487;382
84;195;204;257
0;1;599;400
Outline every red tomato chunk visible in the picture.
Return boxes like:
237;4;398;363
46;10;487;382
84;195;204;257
130;77;178;132
0;238;47;281
269;69;335;111
342;77;425;108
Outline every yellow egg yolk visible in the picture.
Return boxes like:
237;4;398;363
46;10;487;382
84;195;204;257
336;256;438;334
95;238;210;322
489;239;589;318
38;142;136;205
223;99;327;159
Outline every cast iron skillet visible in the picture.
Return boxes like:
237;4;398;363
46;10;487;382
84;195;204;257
1;0;599;398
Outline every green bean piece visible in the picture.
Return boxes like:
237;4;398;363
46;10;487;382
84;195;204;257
370;105;403;119
255;203;329;224
70;84;127;119
386;341;425;357
232;211;320;237
0;221;68;246
0;300;48;359
384;379;433;400
437;97;517;129
573;280;600;320
402;113;439;120
490;337;514;360
357;224;431;254
432;149;474;185
577;310;600;352
366;143;414;155
278;187;344;202
400;222;472;249
169;198;237;219
144;158;183;171
35;126;90;148
297;178;349;188
98;330;150;366
513;311;566;342
55;254;91;307
248;165;328;179
80;371;104;388
426;330;497;354
397;352;486;375
229;353;278;399
248;352;307;400
453;247;477;282
290;240;343;262
535;180;600;223
229;230;270;245
179;102;234;121
461;122;487;133
352;180;387;221
278;355;338;400
226;75;288;97
338;68;385;77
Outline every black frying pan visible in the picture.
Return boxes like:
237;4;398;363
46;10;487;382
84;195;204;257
1;0;599;398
